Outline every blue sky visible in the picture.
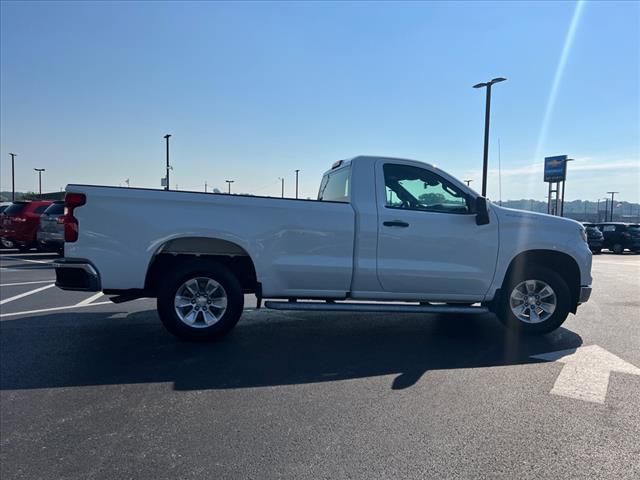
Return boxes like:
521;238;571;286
1;0;638;201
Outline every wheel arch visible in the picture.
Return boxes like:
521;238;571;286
501;249;581;313
144;236;259;295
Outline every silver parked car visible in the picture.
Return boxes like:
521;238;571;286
0;202;15;248
37;201;65;255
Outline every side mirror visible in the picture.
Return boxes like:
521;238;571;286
475;196;490;226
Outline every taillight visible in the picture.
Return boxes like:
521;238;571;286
63;193;86;242
12;217;27;223
56;216;65;224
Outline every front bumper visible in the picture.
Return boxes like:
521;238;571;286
578;286;592;304
53;258;101;291
587;239;603;249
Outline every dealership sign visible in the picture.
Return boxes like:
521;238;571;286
544;155;567;183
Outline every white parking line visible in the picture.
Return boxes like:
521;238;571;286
0;280;54;287
75;292;104;306
0;284;55;305
0;301;113;318
594;261;640;267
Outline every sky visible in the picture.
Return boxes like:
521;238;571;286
1;0;638;202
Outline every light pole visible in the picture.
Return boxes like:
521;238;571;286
34;168;45;198
473;77;507;197
9;153;16;201
226;180;235;194
295;169;300;199
464;179;472;187
559;158;574;217
164;134;171;191
278;177;284;198
606;191;619;222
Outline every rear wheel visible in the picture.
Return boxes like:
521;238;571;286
496;266;571;335
590;248;601;255
612;243;624;254
157;261;244;341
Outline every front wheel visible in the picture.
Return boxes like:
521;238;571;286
157;261;244;341
612;243;624;254
496;266;571;335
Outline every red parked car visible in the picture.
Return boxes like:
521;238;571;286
0;201;53;252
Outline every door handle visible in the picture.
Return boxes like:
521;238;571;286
383;220;410;228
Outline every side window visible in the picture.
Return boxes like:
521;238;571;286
318;167;351;203
602;225;616;232
383;164;469;214
34;205;49;214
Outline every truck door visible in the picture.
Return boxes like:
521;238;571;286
375;161;499;300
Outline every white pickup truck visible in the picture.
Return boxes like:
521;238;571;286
55;156;592;340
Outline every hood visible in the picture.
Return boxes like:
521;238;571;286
492;204;583;231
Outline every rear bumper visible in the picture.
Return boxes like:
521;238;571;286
53;258;101;291
578;286;592;304
37;231;64;243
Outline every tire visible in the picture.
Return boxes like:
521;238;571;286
156;260;244;341
612;243;624;254
496;266;571;335
590;248;601;255
17;245;31;252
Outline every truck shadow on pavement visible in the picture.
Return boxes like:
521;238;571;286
0;309;582;392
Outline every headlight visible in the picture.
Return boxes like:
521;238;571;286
579;228;588;243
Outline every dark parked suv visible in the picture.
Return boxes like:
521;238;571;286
37;201;65;254
582;223;604;254
596;222;640;254
0;201;53;251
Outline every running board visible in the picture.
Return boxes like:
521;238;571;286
264;301;489;314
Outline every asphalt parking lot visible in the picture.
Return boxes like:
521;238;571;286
1;250;639;479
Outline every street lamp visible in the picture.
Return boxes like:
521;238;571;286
473;77;507;197
464;179;473;187
34;168;45;198
164;134;171;191
225;180;235;194
295;169;300;199
278;177;284;198
559;158;574;217
606;191;619;222
9;153;16;201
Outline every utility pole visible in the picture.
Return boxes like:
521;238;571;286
34;168;45;198
9;153;16;201
205;181;207;192
278;177;284;198
295;169;300;199
164;134;171;191
464;179;473;186
473;77;507;196
606;191;619;222
226;180;234;194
